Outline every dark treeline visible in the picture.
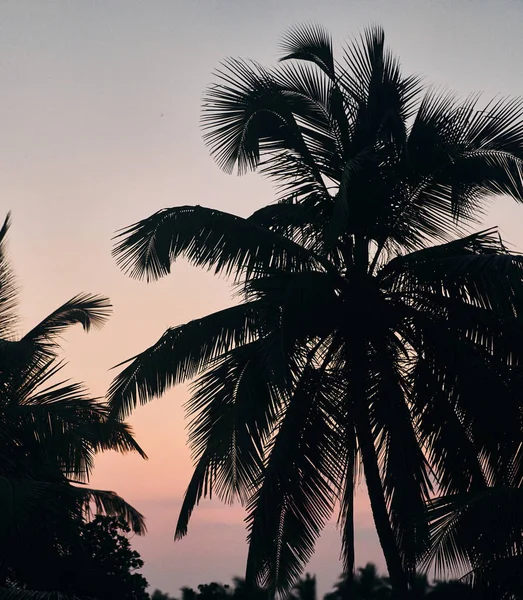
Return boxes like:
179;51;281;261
151;565;477;600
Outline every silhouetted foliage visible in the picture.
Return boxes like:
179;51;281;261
0;215;146;598
173;569;485;600
110;23;523;599
6;516;149;600
289;574;316;600
152;590;178;600
323;565;486;600
63;516;149;600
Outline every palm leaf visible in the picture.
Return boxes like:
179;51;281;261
202;58;328;192
88;416;147;460
245;365;342;597
76;486;146;535
423;488;523;583
0;213;19;339
0;357;145;480
342;26;422;133
21;294;111;356
112;206;324;283
175;337;285;539
279;23;335;79
108;301;276;418
367;335;432;571
336;422;358;576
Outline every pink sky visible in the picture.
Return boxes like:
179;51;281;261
3;1;523;596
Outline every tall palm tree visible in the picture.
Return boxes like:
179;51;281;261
0;213;147;593
108;25;523;598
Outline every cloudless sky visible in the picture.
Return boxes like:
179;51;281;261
2;0;523;596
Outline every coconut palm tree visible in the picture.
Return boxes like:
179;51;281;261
288;574;316;600
0;213;147;594
108;25;523;598
325;564;391;600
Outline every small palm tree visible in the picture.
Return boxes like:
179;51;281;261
0;214;147;593
109;25;523;598
288;574;316;600
355;564;390;599
324;565;390;600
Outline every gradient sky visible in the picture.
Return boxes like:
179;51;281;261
2;0;523;596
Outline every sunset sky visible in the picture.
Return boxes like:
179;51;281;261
2;0;523;596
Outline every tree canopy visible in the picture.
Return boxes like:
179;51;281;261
0;214;147;598
109;24;523;598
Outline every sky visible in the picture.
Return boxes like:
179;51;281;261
2;0;523;597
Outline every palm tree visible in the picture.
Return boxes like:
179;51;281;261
325;564;391;600
288;574;316;600
0;213;147;593
353;564;390;600
108;25;523;598
426;581;477;600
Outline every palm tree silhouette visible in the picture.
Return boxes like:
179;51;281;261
109;25;523;598
325;564;391;600
289;574;317;600
0;214;147;594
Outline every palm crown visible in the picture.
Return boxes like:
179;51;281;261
0;214;147;591
109;25;523;597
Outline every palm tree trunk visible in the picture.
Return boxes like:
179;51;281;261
340;436;355;600
341;509;354;600
356;414;409;598
348;235;408;597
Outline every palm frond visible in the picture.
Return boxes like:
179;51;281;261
21;294;111;352
202;58;329;191
174;337;285;540
112;206;324;283
0;355;146;481
409;346;488;496
174;452;213;541
279;24;356;170
248;198;329;253
367;336;432;571
423;488;523;585
342;25;422;131
0;359;102;479
279;23;335;79
0;213;19;339
88;416;148;460
269;60;340;184
108;301;274;418
405;92;523;232
464;96;523;157
0;477;82;544
76;486;146;535
186;338;283;503
381;229;523;323
245;365;342;597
